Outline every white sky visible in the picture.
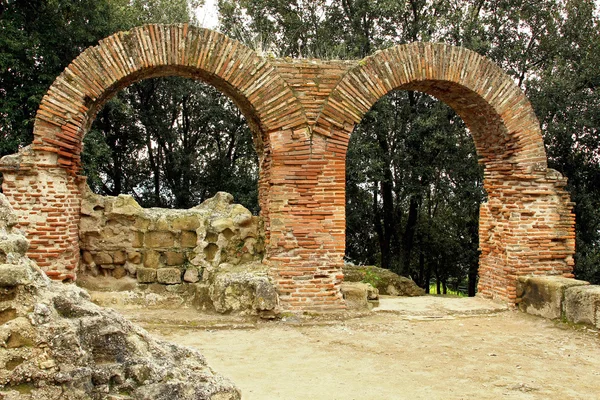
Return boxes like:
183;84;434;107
194;0;219;29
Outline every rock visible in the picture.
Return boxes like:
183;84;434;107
209;263;278;316
0;264;33;286
517;276;589;320
143;250;161;269
137;268;157;283
343;264;425;297
184;269;200;283
0;194;241;399
108;194;143;217
113;250;127;265
211;218;234;233
165;251;186;266
341;282;379;311
112;266;127;279
93;251;113;266
128;251;142;264
157;268;182;284
564;285;600;328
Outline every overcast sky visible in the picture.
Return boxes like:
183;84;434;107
194;0;219;29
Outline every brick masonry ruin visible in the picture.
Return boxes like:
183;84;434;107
0;24;576;311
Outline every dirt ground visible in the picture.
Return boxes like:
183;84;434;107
117;296;600;400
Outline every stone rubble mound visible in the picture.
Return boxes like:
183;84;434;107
343;264;425;297
0;194;241;400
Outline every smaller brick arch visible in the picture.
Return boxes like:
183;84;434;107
317;43;547;172
309;43;574;302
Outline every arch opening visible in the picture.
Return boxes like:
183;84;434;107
345;88;485;297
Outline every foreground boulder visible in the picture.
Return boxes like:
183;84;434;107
343;264;425;297
0;194;241;399
341;282;379;310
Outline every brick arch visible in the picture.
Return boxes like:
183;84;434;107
316;42;547;172
32;24;307;174
308;42;574;303
4;24;310;279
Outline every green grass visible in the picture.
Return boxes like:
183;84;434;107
428;284;467;297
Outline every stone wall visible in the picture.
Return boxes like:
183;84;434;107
517;276;600;329
78;188;264;286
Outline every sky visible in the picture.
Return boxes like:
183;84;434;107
194;0;219;29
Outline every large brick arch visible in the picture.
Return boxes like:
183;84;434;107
309;43;575;302
1;24;308;279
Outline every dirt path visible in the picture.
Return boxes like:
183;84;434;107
119;297;600;399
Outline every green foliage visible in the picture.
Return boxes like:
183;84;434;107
361;268;382;288
84;77;259;212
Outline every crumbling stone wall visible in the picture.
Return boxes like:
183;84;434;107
0;24;576;311
0;193;242;399
79;188;264;286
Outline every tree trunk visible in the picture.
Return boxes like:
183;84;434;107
402;195;419;274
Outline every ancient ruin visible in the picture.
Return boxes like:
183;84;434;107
0;24;576;311
0;193;241;399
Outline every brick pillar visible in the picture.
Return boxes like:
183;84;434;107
0;148;81;280
266;130;346;312
478;168;575;302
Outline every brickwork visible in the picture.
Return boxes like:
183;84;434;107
0;25;575;310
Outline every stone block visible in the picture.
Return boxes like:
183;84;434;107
341;282;378;311
143;250;161;269
128;251;142;264
172;216;201;231
0;264;32;286
181;231;198;248
211;218;234;233
165;251;186;266
157;268;182;284
517;276;589;320
93;252;113;266
193;283;214;312
145;231;176;248
113;250;127;265
132;231;144;248
136;268;156;283
564;285;600;328
183;269;200;283
82;251;94;264
113;266;127;279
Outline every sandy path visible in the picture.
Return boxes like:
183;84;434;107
121;298;600;399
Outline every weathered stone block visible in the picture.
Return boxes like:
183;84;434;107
172;216;201;231
145;231;176;248
136;268;156;283
564;285;600;328
165;251;186;266
143;250;161;269
341;282;378;311
181;231;198;248
127;251;142;264
82;251;94;264
183;269;200;283
113;266;127;279
156;268;182;284
113;250;127;265
132;231;144;248
93;251;113;266
0;264;32;286
211;218;234;233
517;276;589;320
